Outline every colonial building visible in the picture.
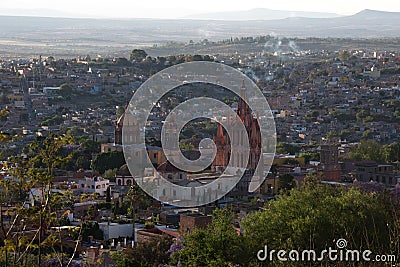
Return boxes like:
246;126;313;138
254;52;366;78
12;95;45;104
78;176;110;196
212;81;262;196
213;81;262;172
320;143;341;181
180;213;212;234
114;110;140;145
355;161;396;187
101;109;140;152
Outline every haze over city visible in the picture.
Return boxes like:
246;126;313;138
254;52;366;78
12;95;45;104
1;0;400;18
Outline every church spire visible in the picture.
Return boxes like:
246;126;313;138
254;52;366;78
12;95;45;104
237;79;252;128
218;123;224;137
238;80;246;112
215;123;225;144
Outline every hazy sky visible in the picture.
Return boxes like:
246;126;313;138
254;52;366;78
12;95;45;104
1;0;400;18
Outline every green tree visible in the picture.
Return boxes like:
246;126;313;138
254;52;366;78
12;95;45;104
361;129;374;140
130;49;148;62
74;154;91;170
66;126;85;137
0;108;10;120
176;208;247;266
105;187;111;203
103;168;118;179
0;134;77;266
91;151;126;174
79;138;100;154
179;141;195;150
349;139;385;162
0;109;10;142
299;151;320;163
278;174;295;192
110;250;133;267
111;234;172;267
276;142;301;155
126;183;151;219
114;57;130;66
338;50;350;61
356;109;374;123
80;222;103;242
59;83;74;97
41;115;64;126
241;176;398;266
383;142;400;162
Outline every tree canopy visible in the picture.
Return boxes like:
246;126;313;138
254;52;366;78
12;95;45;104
349;139;400;164
241;179;399;265
111;234;172;267
0;134;77;266
276;142;301;155
130;49;148;62
59;83;74;97
91;150;126;174
172;176;400;266
173;208;246;266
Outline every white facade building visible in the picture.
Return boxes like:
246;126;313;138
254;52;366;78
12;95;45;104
98;222;133;240
78;176;110;196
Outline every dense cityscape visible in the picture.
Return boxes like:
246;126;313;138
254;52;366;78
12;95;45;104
0;6;400;267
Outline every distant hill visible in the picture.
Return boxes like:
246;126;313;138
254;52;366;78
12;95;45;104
351;9;400;19
0;9;399;39
0;9;399;58
185;8;341;20
267;9;400;37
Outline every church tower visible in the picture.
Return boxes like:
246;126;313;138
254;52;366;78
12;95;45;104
212;81;262;174
213;123;229;172
114;111;140;145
